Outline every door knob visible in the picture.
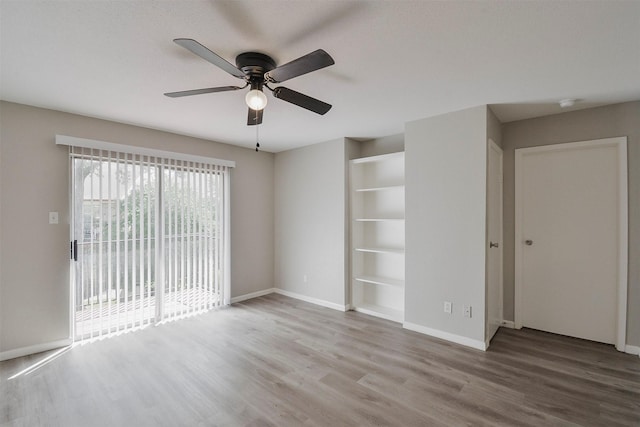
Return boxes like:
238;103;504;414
489;242;499;248
525;239;533;246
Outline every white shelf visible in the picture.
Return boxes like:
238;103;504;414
354;246;404;255
353;303;403;323
354;275;404;288
355;185;404;192
354;218;404;222
350;152;404;165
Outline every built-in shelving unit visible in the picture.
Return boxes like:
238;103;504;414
350;152;405;322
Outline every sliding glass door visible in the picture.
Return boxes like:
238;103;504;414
70;148;229;340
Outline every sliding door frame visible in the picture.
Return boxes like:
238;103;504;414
60;135;234;341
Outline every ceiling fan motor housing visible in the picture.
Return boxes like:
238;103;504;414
236;52;276;80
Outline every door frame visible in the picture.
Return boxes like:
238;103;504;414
486;138;504;343
514;137;628;351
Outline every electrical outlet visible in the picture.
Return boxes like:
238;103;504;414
443;301;452;314
463;305;472;318
303;274;308;283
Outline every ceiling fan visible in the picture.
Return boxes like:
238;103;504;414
164;39;335;126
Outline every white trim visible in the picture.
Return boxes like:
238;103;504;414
514;137;628;351
514;146;524;329
274;289;349;312
230;288;276;304
500;320;515;329
229;288;350;312
624;345;640;357
0;338;73;362
403;322;487;351
68;148;76;342
616;141;628;352
486;138;504;342
56;135;236;168
352;305;403;323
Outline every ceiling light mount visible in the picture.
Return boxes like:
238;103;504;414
235;52;276;78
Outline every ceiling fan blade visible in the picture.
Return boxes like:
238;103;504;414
247;108;263;126
272;87;332;115
265;49;334;83
164;86;244;98
173;38;245;79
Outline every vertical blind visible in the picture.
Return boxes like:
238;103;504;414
68;143;231;340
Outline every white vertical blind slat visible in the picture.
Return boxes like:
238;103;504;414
147;157;153;323
89;150;95;339
139;157;144;326
205;163;212;310
156;160;164;321
116;154;122;333
180;162;186;318
217;164;223;303
107;151;113;335
190;162;197;314
131;156;137;328
98;150;104;338
123;153;130;330
214;164;219;303
172;160;178;320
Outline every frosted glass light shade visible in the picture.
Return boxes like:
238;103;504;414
245;89;267;110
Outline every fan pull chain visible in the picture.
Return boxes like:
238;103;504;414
255;110;260;152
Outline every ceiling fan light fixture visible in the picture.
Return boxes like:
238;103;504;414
246;89;268;110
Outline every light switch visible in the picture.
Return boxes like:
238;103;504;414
49;211;59;224
443;301;452;314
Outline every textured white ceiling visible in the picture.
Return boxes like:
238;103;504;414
1;1;639;152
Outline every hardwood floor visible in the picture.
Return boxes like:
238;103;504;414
1;293;639;426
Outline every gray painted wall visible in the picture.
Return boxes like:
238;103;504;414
501;101;640;346
357;134;405;159
274;138;347;307
0;101;275;353
405;106;488;344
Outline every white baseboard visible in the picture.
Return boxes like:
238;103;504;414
0;338;73;362
625;344;640;358
229;287;348;313
273;289;348;312
230;288;276;304
403;321;487;351
500;320;515;329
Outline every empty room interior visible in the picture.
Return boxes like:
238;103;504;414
1;1;639;426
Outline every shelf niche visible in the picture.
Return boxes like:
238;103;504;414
350;152;405;323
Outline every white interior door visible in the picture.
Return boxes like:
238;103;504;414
515;138;627;347
486;139;503;343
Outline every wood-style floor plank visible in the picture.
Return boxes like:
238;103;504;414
1;293;639;426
